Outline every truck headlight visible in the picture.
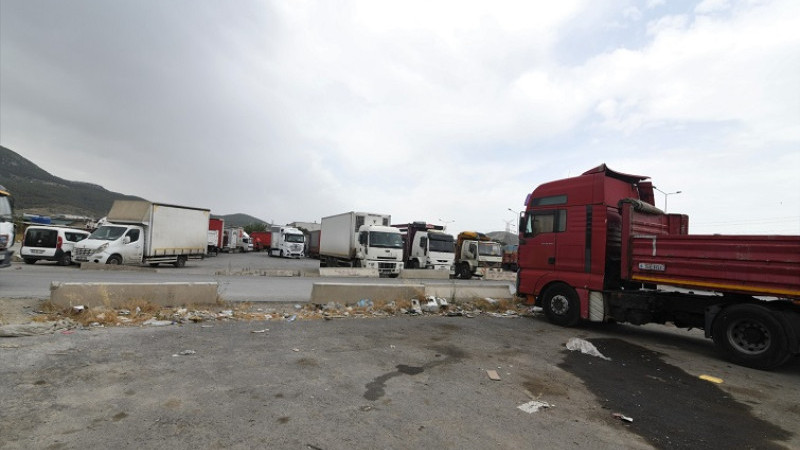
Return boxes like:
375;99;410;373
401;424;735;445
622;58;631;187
95;243;109;254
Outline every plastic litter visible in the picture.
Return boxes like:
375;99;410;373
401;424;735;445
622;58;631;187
565;337;611;361
699;374;723;384
356;299;373;308
409;299;422;314
518;400;552;414
613;412;633;423
143;318;173;327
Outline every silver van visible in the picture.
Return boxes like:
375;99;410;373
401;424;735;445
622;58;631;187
20;226;91;266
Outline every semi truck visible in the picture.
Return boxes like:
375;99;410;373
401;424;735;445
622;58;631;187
269;225;305;258
0;185;15;268
308;230;321;259
208;218;224;255
516;164;800;370
392;221;455;271
319;211;404;276
453;231;503;279
74;201;209;267
250;231;272;251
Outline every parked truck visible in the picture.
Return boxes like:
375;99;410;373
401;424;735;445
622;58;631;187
208;218;224;256
74;201;209;267
269;225;305;258
502;244;519;271
0;185;15;268
223;226;249;253
453;231;503;279
516;164;800;370
392;222;455;271
319;211;404;276
250;231;272;251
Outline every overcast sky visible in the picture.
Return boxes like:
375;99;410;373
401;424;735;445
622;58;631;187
2;0;798;235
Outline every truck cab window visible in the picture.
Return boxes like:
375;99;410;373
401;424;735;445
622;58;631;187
125;229;140;243
523;210;566;238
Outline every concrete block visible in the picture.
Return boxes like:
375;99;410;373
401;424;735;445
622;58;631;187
424;283;514;302
311;283;424;304
483;270;516;281
50;282;219;308
319;267;379;278
398;269;451;280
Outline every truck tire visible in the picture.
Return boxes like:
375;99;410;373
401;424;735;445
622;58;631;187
407;260;418;269
106;255;122;265
458;263;472;280
173;256;187;268
711;304;791;370
23;258;36;265
542;283;581;327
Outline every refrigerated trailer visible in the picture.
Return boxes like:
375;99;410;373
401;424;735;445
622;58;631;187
516;164;800;370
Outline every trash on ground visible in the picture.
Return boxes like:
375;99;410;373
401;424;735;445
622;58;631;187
613;412;634;423
518;400;552;414
173;349;196;356
251;329;269;333
285;314;297;322
484;297;498;304
699;374;723;384
73;305;85;313
487;370;501;381
565;337;611;361
143;318;173;327
356;299;373;308
409;299;422;314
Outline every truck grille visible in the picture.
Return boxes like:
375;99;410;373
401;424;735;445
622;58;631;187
378;262;397;272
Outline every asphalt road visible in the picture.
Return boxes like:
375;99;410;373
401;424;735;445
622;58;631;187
0;250;514;302
1;314;798;449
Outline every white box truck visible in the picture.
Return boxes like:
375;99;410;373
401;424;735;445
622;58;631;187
269;225;305;258
74;201;209;267
319;211;404;276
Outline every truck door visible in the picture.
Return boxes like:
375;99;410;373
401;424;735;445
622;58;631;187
123;228;143;263
518;209;565;291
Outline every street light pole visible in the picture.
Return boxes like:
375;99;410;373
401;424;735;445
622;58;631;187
653;187;682;212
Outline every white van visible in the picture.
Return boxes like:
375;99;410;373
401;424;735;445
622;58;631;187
20;226;90;266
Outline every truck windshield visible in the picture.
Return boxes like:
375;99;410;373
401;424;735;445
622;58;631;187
369;231;404;248
286;234;305;243
0;197;11;218
429;237;455;253
89;225;128;241
478;242;502;256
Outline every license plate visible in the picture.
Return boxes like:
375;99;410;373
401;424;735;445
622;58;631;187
30;249;45;254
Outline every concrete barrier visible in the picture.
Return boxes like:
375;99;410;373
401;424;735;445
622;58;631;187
50;282;219;308
310;281;515;305
311;283;425;304
424;283;514;301
319;267;379;278
398;269;451;280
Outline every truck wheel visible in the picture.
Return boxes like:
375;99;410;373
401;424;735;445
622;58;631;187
542;284;581;327
106;255;122;265
173;256;187;268
458;263;472;280
408;260;418;269
58;252;72;266
711;304;790;370
23;258;36;265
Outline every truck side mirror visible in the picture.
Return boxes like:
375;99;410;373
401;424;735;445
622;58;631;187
123;236;131;244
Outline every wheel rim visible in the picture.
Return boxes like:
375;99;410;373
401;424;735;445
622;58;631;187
549;294;570;316
727;318;770;355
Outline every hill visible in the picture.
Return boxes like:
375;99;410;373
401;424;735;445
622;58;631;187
0;146;145;218
217;213;269;228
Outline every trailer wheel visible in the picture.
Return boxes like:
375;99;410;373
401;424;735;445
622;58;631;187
173;256;187;268
106;255;122;265
712;304;790;370
542;284;580;327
